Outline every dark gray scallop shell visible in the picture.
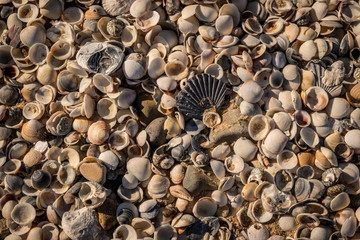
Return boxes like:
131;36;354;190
76;42;124;75
175;73;227;119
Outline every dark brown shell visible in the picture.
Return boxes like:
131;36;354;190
326;184;347;197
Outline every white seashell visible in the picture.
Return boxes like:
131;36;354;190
344;130;360;150
211;190;227;206
304;86;329;111
127;157;152;182
248;115;272;141
300;127;320;148
299;40;318;61
234;138;258;161
210;160;226;180
97;98;117;120
215;15;233;36
98;150;119;170
20;25;46;47
263;129;288;156
325;97;351;119
277;150;298;170
123;53;147;80
17;4;39;23
238;80;264;103
193;197;217;218
273;112;292;132
88;121;109;145
130;0;151;17
224;155;245;174
22;101;45;120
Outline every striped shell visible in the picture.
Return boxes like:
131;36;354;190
175;74;226;119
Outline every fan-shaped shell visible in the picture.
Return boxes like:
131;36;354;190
175;74;226;119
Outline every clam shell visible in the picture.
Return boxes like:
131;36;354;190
304;86;329;111
344;130;360;150
127;157;152;182
263;129;288;155
277;150;298;170
330;192;350;211
325;97;351;119
248;115;271;141
11;203;36;225
88;121;109;145
300;127;320;148
193;197;217;218
274;169;294;192
224;155;245;174
247;223;269;240
147;175;170;199
239;80;264;103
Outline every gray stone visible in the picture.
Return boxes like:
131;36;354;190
183;165;217;194
134;93;163;127
145;117;167;148
209;109;249;145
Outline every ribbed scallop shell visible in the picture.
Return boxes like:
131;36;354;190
305;60;344;97
175;74;227;119
102;0;135;16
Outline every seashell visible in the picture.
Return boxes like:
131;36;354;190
170;164;185;184
300;127;320;148
2;200;17;220
130;0;151;17
171;213;195;228
304;86;329;111
294;110;311;127
117;202;139;225
78;157;106;184
169;185;193;201
154;224;177;240
132;217;155;237
117;185;144;203
138;199;159;220
296;213;320;228
325;97;351;119
40;0;63;19
248;115;271;141
88;121;109;145
21;119;44;143
3;159;21;175
22;101;45;120
202;111;221;129
20;25;46;47
127;157;152;182
241;182;258;201
224;155;245;174
109;130;130;151
11;203;36;226
249;199;273;223
102;0;134;16
97;98;117;120
322;168;342;187
35;85;56;105
330;192;350;211
238;80;264;103
247;223;269;240
193;197;217;218
210;159;226;180
148;175;170;199
279;215;296;231
215;15;233;36
277;150;298;170
23;149;42;167
274;169;294;192
341;216;357;237
36;189;57;210
345;130;360;150
57;164;76;186
294;177;311;201
46;111;72;136
123;53;147;80
31;170;51;190
211;190;227;206
76;42;124;75
263;129;288;156
51;40;75;60
176;74;226;119
273;112;292;132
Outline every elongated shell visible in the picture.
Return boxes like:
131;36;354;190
176;74;226;119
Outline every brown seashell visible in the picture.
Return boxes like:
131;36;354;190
21;120;44;143
297;152;315;166
350;82;360;101
23;149;42;167
88;121;109;145
78;157;107;184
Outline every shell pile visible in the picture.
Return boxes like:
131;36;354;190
1;0;360;239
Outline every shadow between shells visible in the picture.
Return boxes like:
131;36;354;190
0;0;360;239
